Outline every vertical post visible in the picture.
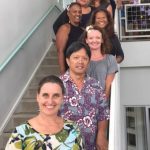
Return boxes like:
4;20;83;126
109;68;121;150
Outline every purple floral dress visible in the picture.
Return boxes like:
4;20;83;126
60;71;110;150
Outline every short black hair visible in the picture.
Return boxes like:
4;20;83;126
67;2;81;11
37;75;65;94
65;41;91;59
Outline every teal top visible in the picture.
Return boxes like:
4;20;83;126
5;120;84;150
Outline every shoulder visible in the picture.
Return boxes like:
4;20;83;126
107;54;116;60
6;123;30;146
15;122;32;135
64;119;80;131
59;72;70;83
106;54;117;64
57;23;70;33
106;55;118;71
90;6;96;12
64;119;76;125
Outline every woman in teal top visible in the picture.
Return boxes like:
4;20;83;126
5;75;84;150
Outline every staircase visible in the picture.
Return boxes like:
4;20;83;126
0;44;60;150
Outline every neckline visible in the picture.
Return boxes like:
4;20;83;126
26;119;66;136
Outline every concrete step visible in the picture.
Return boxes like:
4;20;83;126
23;88;37;98
47;49;58;57
41;57;58;65
15;99;38;114
30;72;60;87
36;65;60;75
4;113;37;133
0;133;11;149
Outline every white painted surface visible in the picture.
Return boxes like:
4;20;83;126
121;41;150;67
0;0;56;65
0;2;62;133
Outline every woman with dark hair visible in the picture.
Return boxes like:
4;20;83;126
53;0;95;34
5;75;84;149
90;0;113;17
56;2;84;75
90;9;124;63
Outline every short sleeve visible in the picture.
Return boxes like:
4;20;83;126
98;98;110;121
5;129;22;150
96;87;110;121
64;120;85;149
107;55;118;74
111;34;124;59
53;9;69;34
73;122;85;149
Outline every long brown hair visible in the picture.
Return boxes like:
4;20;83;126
89;9;114;37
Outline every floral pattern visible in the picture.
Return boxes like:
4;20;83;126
5;120;84;150
60;71;110;150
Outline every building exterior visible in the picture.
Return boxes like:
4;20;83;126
0;0;150;149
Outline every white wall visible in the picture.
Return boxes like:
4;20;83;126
0;0;62;132
121;41;150;67
120;40;150;150
0;0;56;66
120;40;150;104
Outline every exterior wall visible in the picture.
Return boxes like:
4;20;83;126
0;0;57;65
0;1;63;132
120;40;150;105
121;41;150;67
121;67;150;105
120;40;150;150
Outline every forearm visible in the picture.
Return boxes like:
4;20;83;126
58;51;66;74
116;55;124;63
98;120;108;134
96;120;108;150
105;85;111;99
105;74;115;99
56;25;69;74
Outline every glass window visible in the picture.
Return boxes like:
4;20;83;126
125;107;148;150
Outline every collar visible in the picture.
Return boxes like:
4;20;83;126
61;70;90;83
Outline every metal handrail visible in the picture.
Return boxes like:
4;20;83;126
0;4;62;72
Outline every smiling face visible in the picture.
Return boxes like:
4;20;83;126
37;82;63;116
95;11;108;28
85;29;103;51
66;48;90;75
67;4;82;25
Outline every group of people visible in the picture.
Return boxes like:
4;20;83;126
6;42;109;150
5;0;124;150
55;0;124;74
55;0;124;99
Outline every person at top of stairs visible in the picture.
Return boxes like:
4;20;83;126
53;0;95;34
56;2;84;75
5;75;84;150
